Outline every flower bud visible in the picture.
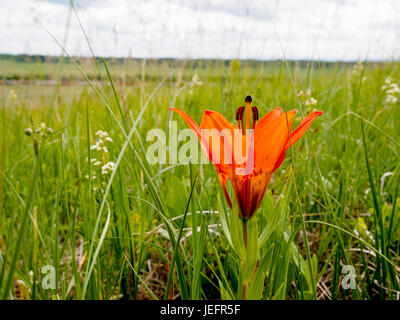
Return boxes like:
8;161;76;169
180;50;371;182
24;128;33;136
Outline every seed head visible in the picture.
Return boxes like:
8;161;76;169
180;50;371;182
24;128;33;136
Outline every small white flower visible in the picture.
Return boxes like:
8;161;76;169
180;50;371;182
90;141;103;151
385;95;398;104
9;89;17;100
305;97;318;106
94;161;102;166
105;137;113;143
191;74;203;86
96;130;111;139
95;130;107;138
101;162;116;175
387;84;400;95
85;173;96;180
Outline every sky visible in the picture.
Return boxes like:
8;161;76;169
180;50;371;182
0;0;399;61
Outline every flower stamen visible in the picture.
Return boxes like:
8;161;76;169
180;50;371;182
251;106;259;129
236;106;245;134
245;95;252;132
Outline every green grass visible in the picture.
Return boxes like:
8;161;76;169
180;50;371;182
0;55;399;300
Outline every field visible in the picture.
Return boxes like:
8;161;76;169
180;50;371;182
0;55;399;300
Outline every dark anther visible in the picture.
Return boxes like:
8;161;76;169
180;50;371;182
251;106;259;121
236;106;245;120
236;106;245;133
245;95;252;103
251;106;259;130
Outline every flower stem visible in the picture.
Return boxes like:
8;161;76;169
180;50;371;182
242;219;248;300
243;220;248;249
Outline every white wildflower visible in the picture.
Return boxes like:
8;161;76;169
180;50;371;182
191;74;203;86
90;141;103;151
9;89;17;101
387;84;400;95
85;173;96;180
351;61;366;83
95;130;108;138
382;77;399;104
189;74;203;95
305;97;318;106
101;162;116;175
385;95;398;104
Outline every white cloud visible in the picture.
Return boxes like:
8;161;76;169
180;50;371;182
0;0;399;60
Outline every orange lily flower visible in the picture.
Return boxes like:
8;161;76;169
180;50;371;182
169;96;322;220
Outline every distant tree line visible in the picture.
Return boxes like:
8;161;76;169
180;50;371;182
1;53;381;69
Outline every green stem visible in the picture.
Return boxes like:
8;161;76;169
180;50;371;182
242;219;248;300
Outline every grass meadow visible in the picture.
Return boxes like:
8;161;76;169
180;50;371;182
0;55;399;300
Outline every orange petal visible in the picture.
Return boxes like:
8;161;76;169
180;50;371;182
200;110;250;169
200;111;258;215
200;111;235;166
255;107;283;132
273;110;323;172
170;108;233;208
286;110;323;148
272;149;286;172
201;110;237;131
169;108;201;138
255;110;296;173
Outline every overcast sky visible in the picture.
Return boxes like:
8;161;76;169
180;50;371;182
0;0;399;61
